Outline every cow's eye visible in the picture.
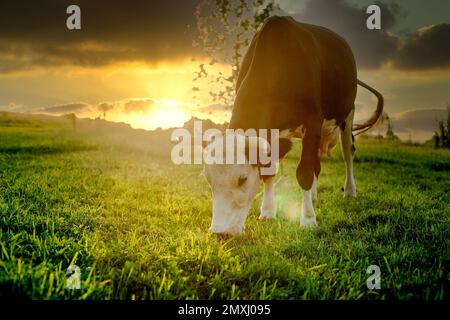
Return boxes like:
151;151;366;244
238;175;247;187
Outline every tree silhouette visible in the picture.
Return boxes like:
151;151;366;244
193;0;279;105
98;103;112;120
433;105;450;149
384;114;398;140
63;113;77;129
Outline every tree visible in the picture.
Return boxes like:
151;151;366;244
98;103;112;120
193;0;279;105
373;112;389;139
433;105;450;149
433;131;440;148
63;113;77;129
373;112;398;140
384;114;398;140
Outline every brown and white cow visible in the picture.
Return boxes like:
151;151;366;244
204;16;383;236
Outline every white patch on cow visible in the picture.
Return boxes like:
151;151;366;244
279;128;294;139
340;110;357;198
279;129;290;139
300;187;317;227
295;125;305;138
279;126;305;139
259;177;276;220
343;166;356;198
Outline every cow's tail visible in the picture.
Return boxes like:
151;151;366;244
352;80;384;136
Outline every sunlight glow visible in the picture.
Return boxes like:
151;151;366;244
150;103;191;129
132;99;191;130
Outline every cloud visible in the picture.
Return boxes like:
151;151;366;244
97;103;115;112
1;0;449;73
293;0;402;68
123;99;155;114
194;103;231;114
0;0;201;72
43;103;89;114
39;98;157;116
391;23;450;70
289;1;450;71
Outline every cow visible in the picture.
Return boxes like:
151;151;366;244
203;16;383;236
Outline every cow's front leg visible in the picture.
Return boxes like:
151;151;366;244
259;175;276;220
311;174;318;204
297;121;321;227
301;187;316;227
340;109;357;198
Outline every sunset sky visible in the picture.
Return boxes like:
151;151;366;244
0;0;449;141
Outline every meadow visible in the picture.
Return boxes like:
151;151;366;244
0;115;449;300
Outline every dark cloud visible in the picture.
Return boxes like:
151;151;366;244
0;0;201;72
123;99;155;114
293;0;402;68
97;103;115;112
0;0;448;72
43;103;89;114
391;24;450;69
292;1;450;70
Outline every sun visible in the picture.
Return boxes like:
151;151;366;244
101;98;194;131
152;99;192;128
124;99;191;130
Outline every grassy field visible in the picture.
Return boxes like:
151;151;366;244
0;118;449;300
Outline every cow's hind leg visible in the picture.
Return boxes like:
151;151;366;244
340;109;357;198
297;121;322;227
260;175;276;220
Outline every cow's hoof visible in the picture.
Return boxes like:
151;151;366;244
343;190;357;199
259;209;276;220
300;215;317;227
343;182;356;199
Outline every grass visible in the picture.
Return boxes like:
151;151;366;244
0;122;449;300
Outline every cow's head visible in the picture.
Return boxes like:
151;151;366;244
203;133;270;237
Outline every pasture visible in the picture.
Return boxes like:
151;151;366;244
0;116;449;299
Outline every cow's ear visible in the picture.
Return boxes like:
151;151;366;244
278;138;292;160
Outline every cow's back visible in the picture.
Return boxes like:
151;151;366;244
230;16;357;130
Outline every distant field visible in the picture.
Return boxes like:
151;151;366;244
0;120;449;299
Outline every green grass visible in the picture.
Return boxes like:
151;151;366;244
0;123;449;300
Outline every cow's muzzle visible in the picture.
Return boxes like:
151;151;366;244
209;224;243;237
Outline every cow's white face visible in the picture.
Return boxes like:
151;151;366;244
204;162;260;236
203;133;270;236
